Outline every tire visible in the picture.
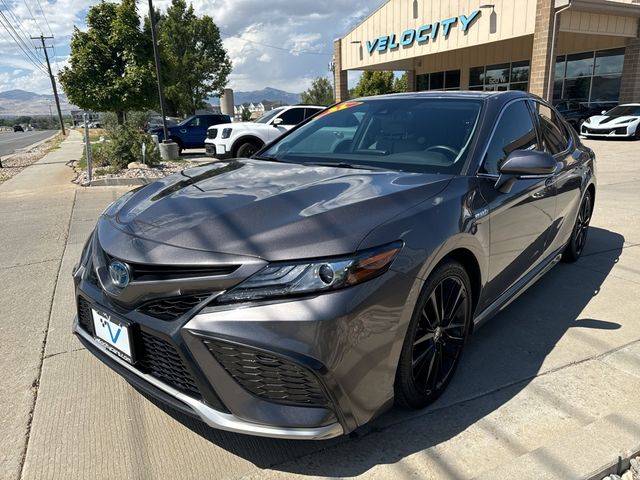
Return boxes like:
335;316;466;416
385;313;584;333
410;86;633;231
394;260;473;409
236;140;262;158
635;126;640;141
562;190;593;263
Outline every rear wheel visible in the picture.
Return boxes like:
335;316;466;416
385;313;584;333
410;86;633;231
563;190;593;262
394;260;472;409
236;140;262;158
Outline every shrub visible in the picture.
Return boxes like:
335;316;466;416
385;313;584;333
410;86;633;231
80;125;160;171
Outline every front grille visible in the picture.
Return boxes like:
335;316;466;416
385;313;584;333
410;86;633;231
138;332;202;398
76;297;202;399
207;129;218;139
204;339;328;407
138;294;211;321
103;255;238;282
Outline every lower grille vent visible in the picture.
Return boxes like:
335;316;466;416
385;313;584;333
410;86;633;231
138;294;211;321
204;339;328;407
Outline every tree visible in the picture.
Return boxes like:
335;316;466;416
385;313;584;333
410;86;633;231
59;0;155;124
393;72;408;93
241;108;252;122
154;0;232;116
352;71;395;98
301;77;334;106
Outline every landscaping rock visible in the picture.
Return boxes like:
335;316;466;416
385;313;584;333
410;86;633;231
127;162;150;170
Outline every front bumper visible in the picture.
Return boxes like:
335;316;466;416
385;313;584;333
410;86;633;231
204;142;233;159
581;124;632;137
73;318;343;439
73;261;416;439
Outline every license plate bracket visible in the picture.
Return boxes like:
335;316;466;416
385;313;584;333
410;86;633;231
92;307;136;364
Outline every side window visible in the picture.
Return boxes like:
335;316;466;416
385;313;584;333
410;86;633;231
535;102;569;155
189;117;201;127
278;108;306;125
482;100;538;175
304;108;322;119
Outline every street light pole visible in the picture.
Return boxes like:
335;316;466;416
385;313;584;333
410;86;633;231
147;0;171;146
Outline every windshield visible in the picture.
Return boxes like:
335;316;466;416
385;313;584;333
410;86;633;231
605;105;640;117
255;108;284;124
261;98;483;174
178;116;195;127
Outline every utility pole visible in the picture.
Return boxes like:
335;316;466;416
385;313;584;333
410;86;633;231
32;34;66;135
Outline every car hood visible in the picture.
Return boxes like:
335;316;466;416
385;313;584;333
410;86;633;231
98;159;451;261
207;122;270;132
585;115;639;126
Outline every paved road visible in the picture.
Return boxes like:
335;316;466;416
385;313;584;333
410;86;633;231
1;135;640;480
0;130;56;156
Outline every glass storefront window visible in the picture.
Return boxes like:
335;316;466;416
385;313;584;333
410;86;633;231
590;75;622;102
565;52;595;78
594;48;624;75
511;61;529;83
445;70;460;89
417;70;461;91
469;66;484;87
417;74;429;91
485;63;510;86
554;47;625;106
555;56;566;80
430;72;444;90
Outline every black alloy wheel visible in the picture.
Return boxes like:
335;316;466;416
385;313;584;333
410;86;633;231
236;141;261;158
563;190;592;262
395;260;472;409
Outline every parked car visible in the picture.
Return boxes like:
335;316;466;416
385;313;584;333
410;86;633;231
553;100;601;131
144;117;178;132
204;105;324;158
13;125;24;132
151;113;232;153
73;91;595;439
580;104;640;139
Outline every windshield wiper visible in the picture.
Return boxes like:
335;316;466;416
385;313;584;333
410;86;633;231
305;161;388;171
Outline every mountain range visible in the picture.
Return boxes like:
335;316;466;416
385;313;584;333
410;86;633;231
0;89;75;116
0;87;302;116
208;87;301;106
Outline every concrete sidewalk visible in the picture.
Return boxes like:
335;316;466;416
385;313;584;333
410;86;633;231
0;131;81;479
1;135;639;480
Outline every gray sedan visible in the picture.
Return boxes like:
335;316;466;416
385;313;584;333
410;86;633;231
73;91;596;439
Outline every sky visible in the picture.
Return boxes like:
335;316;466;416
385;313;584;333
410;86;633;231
0;0;374;95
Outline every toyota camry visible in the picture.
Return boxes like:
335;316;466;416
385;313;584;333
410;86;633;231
73;91;596;440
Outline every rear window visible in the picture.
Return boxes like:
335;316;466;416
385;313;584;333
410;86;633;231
261;98;483;175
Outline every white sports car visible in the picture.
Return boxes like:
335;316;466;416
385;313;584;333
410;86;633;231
581;104;640;139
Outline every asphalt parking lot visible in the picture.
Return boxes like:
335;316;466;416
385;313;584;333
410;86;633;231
1;132;639;480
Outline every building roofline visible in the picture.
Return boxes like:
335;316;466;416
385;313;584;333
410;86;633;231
570;0;640;17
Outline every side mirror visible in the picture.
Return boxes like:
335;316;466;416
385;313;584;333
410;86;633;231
601;110;607;115
272;117;283;126
495;150;557;193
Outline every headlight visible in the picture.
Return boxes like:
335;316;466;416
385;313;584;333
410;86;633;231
216;242;402;303
221;128;233;139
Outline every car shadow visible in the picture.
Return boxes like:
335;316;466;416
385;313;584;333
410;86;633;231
136;226;624;475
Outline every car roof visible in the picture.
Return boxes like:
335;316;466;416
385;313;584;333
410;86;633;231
352;90;536;103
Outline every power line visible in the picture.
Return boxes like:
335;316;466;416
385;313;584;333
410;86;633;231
0;10;48;74
0;0;40;52
34;0;57;70
219;30;332;56
22;0;43;34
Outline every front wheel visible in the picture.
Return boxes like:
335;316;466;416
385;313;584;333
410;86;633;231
394;260;472;409
563;190;593;262
236;141;262;158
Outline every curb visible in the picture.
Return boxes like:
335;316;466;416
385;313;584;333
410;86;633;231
82;177;160;187
587;449;640;480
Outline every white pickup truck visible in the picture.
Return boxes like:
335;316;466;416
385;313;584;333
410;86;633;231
204;105;324;159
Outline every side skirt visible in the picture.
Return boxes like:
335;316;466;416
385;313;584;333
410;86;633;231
473;245;566;329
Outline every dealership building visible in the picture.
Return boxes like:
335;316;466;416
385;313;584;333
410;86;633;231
334;0;640;106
